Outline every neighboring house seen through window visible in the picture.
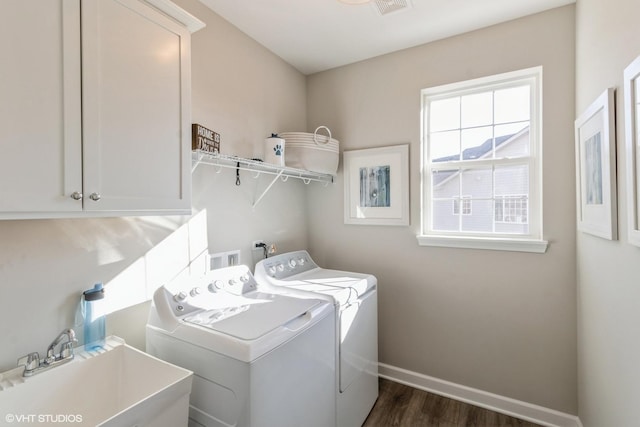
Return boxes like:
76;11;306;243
453;196;472;216
495;195;528;224
418;67;547;253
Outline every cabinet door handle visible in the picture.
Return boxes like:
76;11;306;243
89;192;101;201
70;191;83;200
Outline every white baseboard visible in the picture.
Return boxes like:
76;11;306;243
378;363;581;427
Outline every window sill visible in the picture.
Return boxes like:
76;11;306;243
416;235;548;253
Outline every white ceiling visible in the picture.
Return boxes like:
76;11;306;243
198;0;575;75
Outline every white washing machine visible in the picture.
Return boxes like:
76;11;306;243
254;251;378;427
146;265;336;427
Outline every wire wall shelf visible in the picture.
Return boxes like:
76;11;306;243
191;150;334;207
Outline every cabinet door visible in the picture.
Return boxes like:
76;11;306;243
81;0;192;214
0;0;82;217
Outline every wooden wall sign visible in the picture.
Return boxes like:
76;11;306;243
192;123;220;153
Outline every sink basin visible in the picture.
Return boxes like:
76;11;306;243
0;336;193;427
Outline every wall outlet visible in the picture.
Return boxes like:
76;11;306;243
251;240;270;265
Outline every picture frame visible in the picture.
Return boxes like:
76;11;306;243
574;88;617;240
343;144;409;226
624;56;640;247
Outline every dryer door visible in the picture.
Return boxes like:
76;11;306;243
339;288;378;392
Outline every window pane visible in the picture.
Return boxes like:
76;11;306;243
495;196;528;223
495;164;529;195
461;168;492;198
495;221;530;235
495;195;530;234
430;130;460;162
430;97;460;132
462;126;493;160
494;85;530;124
433;199;459;231
432;169;459;198
452;197;472;215
461;92;493;128
461;200;493;232
494;123;529;158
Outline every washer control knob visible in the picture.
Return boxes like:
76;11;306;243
190;287;201;297
173;292;187;302
208;283;217;293
228;279;238;287
298;257;306;265
239;275;249;283
268;266;277;275
214;280;224;289
288;259;297;268
277;263;285;272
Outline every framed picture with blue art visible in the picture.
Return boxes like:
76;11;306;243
343;144;409;225
574;88;617;240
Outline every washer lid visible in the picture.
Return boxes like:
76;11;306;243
183;292;321;340
268;269;376;305
296;268;376;296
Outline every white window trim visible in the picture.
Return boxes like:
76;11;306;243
418;67;548;253
416;234;548;253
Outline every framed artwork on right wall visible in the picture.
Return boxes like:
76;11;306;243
624;55;640;247
574;87;617;240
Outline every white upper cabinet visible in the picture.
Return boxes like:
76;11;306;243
0;0;203;219
81;0;193;214
0;0;83;215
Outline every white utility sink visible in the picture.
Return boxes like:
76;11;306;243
0;336;193;427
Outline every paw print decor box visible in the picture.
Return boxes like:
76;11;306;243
265;134;285;166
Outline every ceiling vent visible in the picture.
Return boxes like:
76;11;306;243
373;0;412;16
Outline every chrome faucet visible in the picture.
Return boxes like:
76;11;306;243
17;328;78;377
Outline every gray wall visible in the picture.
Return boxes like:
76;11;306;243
185;0;311;262
575;0;640;425
0;0;309;371
306;6;577;413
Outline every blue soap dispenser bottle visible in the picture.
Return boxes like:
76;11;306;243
82;283;106;350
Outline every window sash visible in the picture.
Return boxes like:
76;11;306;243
420;67;543;242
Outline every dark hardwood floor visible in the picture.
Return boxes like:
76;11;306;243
363;378;543;427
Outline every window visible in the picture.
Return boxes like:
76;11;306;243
495;195;528;224
453;196;472;216
418;67;547;253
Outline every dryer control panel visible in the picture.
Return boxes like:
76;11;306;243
256;250;318;279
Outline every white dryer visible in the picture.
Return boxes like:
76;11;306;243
146;265;336;427
254;251;378;427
